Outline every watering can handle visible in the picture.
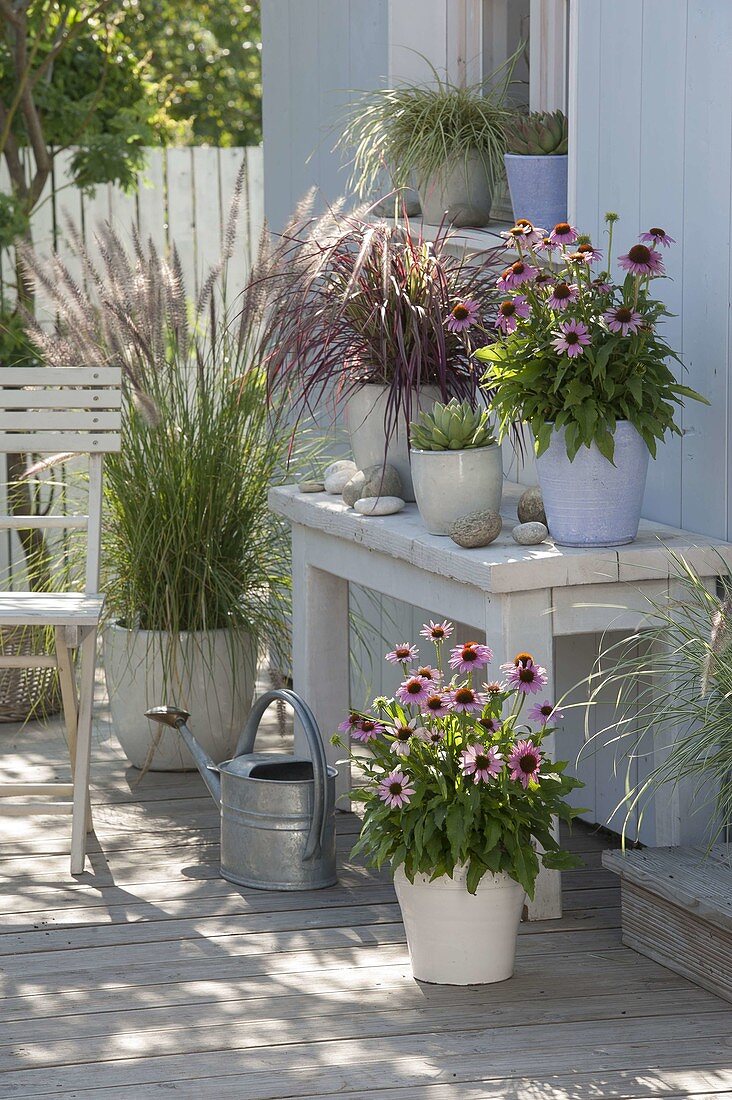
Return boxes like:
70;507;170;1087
234;689;330;861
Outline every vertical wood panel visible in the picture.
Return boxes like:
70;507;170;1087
165;148;197;299
261;0;293;233
136;149;167;255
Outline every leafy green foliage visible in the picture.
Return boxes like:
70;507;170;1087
506;109;568;156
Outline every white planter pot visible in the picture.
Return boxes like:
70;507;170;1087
410;445;503;535
345;384;441;502
104;624;257;771
394;865;525;984
418;152;493;228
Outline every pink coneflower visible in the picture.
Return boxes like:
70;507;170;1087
534;236;558;254
421;691;451;718
574;241;603;263
546;282;578;311
640;227;675;249
502;658;549;695
377;769;415;809
461;744;503;783
351;716;385;743
592;278;612;294
385;643;419;665
483;681;505;695
496;296;530;334
449;641;494;673
528;700;565;725
417;726;444;745
389;721;419;756
447;299;480;332
552;319;591;358
497;259;538;291
449;686;487;714
618;243;665;276
416;665;440;683
508;740;543;788
478;716;502;734
603;305;644;336
396;676;432;707
549;221;578;246
515;219;547;246
420;619;454;642
337;712;362;734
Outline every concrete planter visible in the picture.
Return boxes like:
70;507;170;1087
104;624;257;771
410;444;503;535
504;153;568;232
417;152;493;228
394;864;525;984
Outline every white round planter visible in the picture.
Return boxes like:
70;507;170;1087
394;864;525;984
104;624;257;771
418;152;493;228
410;445;503;535
345;383;441;502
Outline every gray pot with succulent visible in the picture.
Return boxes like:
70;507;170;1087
409;400;503;536
504;110;568;232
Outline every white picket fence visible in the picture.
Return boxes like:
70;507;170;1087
0;145;264;323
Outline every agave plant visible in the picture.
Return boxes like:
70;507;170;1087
506;110;568;156
410;399;495;452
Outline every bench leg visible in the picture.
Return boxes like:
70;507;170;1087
55;627;92;834
70;627;97;875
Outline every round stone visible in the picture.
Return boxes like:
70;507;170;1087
323;459;358;479
342;463;403;508
298;480;325;493
512;521;549;545
353;495;405;516
449;510;502;549
324;461;359;494
517;486;547;526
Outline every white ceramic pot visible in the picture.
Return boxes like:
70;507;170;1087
418;152;493;228
394;864;525;984
104;624;257;771
410;444;503;535
345;383;441;502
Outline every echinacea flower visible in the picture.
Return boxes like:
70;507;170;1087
507;740;543;788
461;744;503;783
552;319;591;358
385;643;419;665
515;219;546;246
377;769;415;809
574;241;603;263
416;665;440;683
388;721;420;756
528;700;565;725
351;716;385;743
549;221;578;246
449;641;494;673
618;244;665;277
639;227;675;248
496;296;530;334
449;686;487;714
534;236;558;253
395;675;432;707
337;712;362;734
546;282;578;311
447;299;480;332
421;691;452;718
420;619;454;642
501;658;549;695
603;305;644;336
478;716;502;734
496;259;538;291
592;278;612;294
417;726;444;745
483;681;505;695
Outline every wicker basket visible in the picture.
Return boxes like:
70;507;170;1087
0;625;62;722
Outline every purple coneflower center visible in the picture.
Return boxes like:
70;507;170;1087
405;680;423;696
577;243;594;255
511;261;526;275
418;666;435;680
394;646;411;659
565;332;580;346
395;727;411;741
361;720;376;733
519;667;537;683
553;283;571;300
628;244;651;264
499;301;516;317
554;222;571;235
514;652;533;667
486;682;502;694
615;306;633;323
515;218;533;230
389;781;403;795
452;303;469;320
541;704;552;717
474;753;491;770
425;695;443;711
520;753;538;774
454;687;475;705
649;227;666;238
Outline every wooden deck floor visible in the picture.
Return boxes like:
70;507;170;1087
1;682;731;1099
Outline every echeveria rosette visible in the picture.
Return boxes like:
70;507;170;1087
334;621;585;899
476;214;708;463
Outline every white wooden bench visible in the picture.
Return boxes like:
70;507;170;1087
0;366;122;874
604;845;732;1002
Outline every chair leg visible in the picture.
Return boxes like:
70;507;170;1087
70;627;97;875
54;628;92;832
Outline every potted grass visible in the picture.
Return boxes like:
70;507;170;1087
476;214;707;546
338;56;521;227
504;110;569;232
333;619;582;984
409;399;502;535
22;183;294;771
266;203;504;499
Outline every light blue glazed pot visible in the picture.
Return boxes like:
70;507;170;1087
535;422;650;547
504;153;568;232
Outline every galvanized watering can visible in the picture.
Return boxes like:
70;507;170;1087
146;689;338;891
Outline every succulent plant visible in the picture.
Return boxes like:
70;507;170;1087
410;399;496;452
506;110;568;156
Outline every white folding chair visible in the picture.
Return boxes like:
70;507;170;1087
0;366;122;874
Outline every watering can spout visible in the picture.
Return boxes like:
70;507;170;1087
145;706;222;807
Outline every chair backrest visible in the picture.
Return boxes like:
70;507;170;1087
0;367;123;593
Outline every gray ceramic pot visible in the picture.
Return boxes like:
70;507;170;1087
535;422;649;547
503;153;568;232
411;445;504;536
418;152;493;228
